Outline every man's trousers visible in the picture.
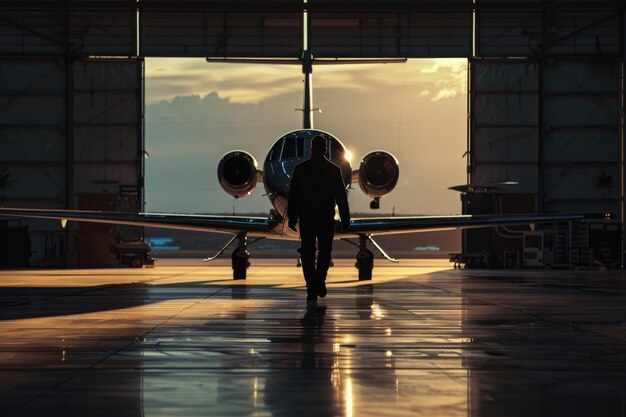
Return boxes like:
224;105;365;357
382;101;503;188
298;216;335;292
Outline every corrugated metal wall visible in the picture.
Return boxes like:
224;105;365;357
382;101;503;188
469;58;621;216
471;59;541;195
541;58;621;214
0;4;143;266
469;3;624;219
0;5;136;56
0;56;143;266
476;8;621;57
468;2;624;260
0;57;68;265
0;9;65;55
141;11;302;57
308;10;472;58
72;59;142;196
71;59;143;267
0;58;67;208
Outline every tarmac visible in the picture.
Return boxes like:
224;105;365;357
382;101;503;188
1;258;626;416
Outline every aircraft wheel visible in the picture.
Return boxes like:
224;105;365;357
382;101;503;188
356;249;374;281
232;248;250;280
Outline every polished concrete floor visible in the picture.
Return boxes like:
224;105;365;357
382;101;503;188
1;259;626;417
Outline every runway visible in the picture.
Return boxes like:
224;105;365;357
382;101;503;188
1;259;626;416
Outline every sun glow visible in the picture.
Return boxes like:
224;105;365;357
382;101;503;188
344;150;353;163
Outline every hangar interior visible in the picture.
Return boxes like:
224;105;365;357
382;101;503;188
0;0;624;268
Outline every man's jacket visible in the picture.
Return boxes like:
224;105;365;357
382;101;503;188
287;156;350;225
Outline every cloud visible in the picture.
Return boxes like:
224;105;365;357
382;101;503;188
420;64;440;74
431;89;458;102
154;113;182;123
146;58;468;105
420;60;465;75
419;90;431;97
146;58;302;104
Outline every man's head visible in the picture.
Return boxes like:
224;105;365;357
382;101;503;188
310;135;327;157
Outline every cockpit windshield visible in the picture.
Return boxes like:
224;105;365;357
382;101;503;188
268;131;346;163
277;136;305;159
282;137;297;158
328;137;345;161
296;136;304;157
269;139;282;161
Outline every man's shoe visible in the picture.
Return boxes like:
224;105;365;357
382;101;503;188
318;281;327;298
306;287;317;305
306;295;317;307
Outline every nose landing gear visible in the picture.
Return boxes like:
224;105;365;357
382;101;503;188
356;235;374;281
232;233;250;280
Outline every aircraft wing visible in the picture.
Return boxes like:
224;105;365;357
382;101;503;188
344;213;588;236
0;208;597;238
0;208;278;236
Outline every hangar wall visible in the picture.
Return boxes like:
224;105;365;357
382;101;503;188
468;3;625;266
0;4;143;266
470;57;621;215
0;57;68;265
0;1;624;267
0;56;144;266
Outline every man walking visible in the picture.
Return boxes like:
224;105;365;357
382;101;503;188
288;136;350;304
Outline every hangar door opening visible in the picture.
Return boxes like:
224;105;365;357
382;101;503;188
143;58;467;256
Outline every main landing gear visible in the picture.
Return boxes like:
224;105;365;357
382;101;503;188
344;234;399;281
204;232;262;280
356;235;374;281
232;233;253;280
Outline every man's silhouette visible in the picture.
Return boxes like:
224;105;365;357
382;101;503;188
288;136;350;303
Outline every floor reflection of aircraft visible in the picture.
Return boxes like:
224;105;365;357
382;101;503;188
0;49;586;279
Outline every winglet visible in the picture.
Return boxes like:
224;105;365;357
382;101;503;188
61;219;68;228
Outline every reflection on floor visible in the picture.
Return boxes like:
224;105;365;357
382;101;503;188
1;259;626;416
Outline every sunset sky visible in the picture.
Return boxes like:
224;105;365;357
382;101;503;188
144;58;467;215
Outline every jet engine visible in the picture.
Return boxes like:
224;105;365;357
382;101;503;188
358;151;400;199
217;151;258;198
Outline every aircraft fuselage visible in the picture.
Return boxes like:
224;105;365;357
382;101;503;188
262;129;352;238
